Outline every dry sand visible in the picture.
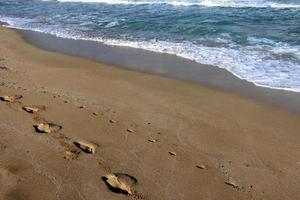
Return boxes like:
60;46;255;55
0;27;299;200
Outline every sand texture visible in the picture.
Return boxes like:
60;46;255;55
0;27;300;200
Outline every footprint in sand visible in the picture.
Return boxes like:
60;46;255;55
148;139;157;143
126;129;134;133
92;112;98;116
168;151;176;156
73;141;96;154
0;95;23;103
22;105;46;116
102;173;138;195
33;123;62;134
196;164;207;169
109;119;116;123
22;106;39;113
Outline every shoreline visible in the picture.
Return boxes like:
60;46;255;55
1;26;300;200
17;28;300;113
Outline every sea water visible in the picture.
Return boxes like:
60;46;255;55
0;0;299;91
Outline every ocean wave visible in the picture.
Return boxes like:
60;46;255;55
104;21;119;28
1;16;300;92
51;0;300;8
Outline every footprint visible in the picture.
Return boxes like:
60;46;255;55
0;95;23;103
23;105;46;114
73;141;96;154
33;123;62;134
102;173;138;195
22;106;39;113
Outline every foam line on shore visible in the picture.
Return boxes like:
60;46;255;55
52;0;300;9
1;18;300;93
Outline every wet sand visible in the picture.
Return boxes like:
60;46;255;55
21;29;300;113
0;26;300;200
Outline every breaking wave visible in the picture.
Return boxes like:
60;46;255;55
53;0;300;8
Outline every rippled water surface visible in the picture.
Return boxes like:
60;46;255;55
0;0;300;91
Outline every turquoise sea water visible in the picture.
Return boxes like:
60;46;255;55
0;0;299;91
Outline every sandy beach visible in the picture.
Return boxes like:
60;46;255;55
0;26;300;200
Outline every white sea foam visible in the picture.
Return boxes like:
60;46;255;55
104;21;119;28
1;16;300;92
53;0;300;8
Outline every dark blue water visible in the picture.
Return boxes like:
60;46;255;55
0;0;300;91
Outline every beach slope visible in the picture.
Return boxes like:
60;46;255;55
0;27;299;200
